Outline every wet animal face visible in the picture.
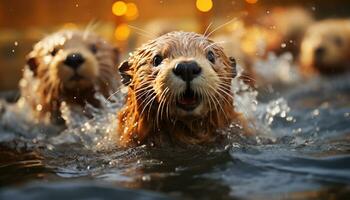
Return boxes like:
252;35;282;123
119;31;237;122
27;30;119;93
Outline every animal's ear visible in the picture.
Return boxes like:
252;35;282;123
26;55;39;76
118;60;132;86
229;57;237;78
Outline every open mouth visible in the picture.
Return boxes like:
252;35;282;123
176;88;200;111
69;73;84;81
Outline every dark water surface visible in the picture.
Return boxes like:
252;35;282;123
0;75;349;200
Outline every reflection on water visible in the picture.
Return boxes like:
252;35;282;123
0;70;350;199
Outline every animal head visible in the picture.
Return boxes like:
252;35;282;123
300;19;350;75
118;31;239;146
20;30;120;121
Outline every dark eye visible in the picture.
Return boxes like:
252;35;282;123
90;44;98;54
50;48;59;56
153;55;163;67
334;36;343;47
207;51;215;64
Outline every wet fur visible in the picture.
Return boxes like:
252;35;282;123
19;30;120;124
117;31;246;147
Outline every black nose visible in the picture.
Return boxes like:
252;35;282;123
314;47;325;59
173;61;202;82
64;53;85;69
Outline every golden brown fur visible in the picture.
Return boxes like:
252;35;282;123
299;19;350;77
19;30;120;124
117;31;247;147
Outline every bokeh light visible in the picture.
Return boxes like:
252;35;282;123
125;3;139;21
62;22;78;30
114;23;130;41
245;0;258;4
112;1;127;16
196;0;213;12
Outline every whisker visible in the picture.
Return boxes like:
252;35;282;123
207;84;230;121
204;41;228;50
206;18;237;38
203;21;213;37
128;25;156;38
140;94;156;118
156;88;168;128
105;87;123;102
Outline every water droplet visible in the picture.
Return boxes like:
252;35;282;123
280;111;286;118
36;104;43;111
266;10;270;14
281;43;286;48
141;175;151;181
14;41;18;46
47;144;54;150
311;6;316;11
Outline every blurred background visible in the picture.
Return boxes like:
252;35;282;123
0;0;349;91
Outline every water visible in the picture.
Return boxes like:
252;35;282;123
0;68;349;199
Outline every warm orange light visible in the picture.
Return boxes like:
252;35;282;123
62;23;78;30
245;0;258;4
125;3;139;21
114;23;130;41
196;0;213;12
112;1;127;16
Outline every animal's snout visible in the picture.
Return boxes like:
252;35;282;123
64;53;85;69
314;47;325;60
173;61;202;82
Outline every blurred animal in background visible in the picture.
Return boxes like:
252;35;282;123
211;20;279;87
18;30;121;125
212;7;314;87
299;19;350;77
117;31;248;147
258;6;314;58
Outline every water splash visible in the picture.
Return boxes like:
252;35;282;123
50;90;127;151
232;64;258;120
253;52;301;84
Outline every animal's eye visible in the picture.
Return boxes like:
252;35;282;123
207;50;215;64
90;44;98;54
334;36;343;47
50;48;59;56
152;55;163;67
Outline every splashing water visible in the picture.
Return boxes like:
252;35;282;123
253;52;301;84
0;65;350;199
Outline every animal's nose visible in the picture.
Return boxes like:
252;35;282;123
173;61;202;82
314;47;325;59
64;53;85;69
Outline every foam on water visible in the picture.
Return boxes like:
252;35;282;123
0;52;349;199
253;52;301;84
